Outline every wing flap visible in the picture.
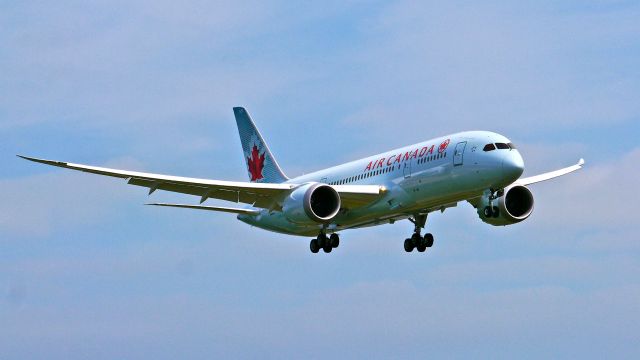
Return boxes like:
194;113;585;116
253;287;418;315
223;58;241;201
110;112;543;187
333;184;387;208
147;203;260;215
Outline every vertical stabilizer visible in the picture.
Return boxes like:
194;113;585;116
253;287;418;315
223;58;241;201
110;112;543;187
233;107;288;183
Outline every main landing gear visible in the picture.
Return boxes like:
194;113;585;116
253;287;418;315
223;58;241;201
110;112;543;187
310;233;339;254
404;214;434;253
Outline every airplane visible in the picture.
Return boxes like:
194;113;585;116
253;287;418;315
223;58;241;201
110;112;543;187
19;107;584;254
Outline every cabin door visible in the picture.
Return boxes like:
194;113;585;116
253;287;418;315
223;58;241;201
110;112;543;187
453;141;467;166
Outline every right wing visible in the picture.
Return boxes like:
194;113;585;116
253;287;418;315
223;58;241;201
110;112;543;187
514;158;585;187
18;155;385;210
18;155;295;208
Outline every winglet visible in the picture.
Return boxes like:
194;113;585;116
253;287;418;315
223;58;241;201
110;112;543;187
17;154;39;161
578;158;585;166
17;155;67;167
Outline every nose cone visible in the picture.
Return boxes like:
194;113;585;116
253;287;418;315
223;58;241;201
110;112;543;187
502;151;524;183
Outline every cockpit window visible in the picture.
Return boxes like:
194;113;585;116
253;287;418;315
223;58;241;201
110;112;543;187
483;143;496;151
496;143;510;150
508;142;516;149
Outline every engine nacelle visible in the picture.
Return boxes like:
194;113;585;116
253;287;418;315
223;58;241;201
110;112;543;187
283;182;341;224
477;185;534;226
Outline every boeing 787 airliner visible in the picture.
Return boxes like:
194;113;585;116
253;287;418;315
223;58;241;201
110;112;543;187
20;107;584;254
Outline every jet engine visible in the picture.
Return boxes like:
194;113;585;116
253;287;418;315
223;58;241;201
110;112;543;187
283;183;341;224
477;185;534;226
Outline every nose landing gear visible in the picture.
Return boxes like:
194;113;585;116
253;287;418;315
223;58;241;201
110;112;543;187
483;188;503;218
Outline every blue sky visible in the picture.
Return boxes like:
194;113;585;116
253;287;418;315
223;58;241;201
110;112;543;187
1;1;639;358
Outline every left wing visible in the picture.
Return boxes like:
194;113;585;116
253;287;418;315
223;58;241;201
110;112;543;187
18;155;384;210
514;158;585;187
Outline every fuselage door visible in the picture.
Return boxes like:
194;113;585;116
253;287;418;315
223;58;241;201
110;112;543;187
453;141;467;166
403;160;411;178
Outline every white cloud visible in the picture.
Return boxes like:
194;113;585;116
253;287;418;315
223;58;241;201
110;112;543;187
0;158;142;237
528;147;640;230
335;1;640;141
0;1;303;132
3;278;638;358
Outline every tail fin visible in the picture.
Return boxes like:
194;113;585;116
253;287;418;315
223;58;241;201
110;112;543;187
233;107;289;183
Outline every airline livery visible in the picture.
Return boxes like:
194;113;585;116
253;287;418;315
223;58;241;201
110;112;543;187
20;107;584;254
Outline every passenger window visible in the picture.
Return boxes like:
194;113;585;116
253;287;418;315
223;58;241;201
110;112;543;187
483;144;496;151
496;143;509;150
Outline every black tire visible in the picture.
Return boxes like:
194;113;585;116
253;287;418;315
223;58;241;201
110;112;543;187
323;243;332;253
417;244;426;252
492;206;500;218
310;239;320;253
317;234;327;248
424;233;434;247
411;233;421;245
404;238;414;252
484;206;492;217
330;233;340;248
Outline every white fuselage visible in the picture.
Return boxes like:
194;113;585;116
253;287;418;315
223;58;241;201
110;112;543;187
239;131;524;236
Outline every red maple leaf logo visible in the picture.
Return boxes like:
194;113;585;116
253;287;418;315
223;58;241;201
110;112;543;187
247;144;265;181
438;139;450;153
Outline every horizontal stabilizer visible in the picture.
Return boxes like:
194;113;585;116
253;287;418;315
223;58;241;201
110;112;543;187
146;203;260;215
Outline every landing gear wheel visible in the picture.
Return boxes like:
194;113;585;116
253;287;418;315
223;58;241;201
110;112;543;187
404;238;414;252
492;206;500;218
424;233;434;248
310;239;320;253
317;234;327;248
484;206;492;217
322;242;333;253
416;243;427;252
330;233;340;248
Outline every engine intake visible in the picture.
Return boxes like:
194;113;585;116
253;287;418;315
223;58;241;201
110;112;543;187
477;185;534;226
283;183;341;224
